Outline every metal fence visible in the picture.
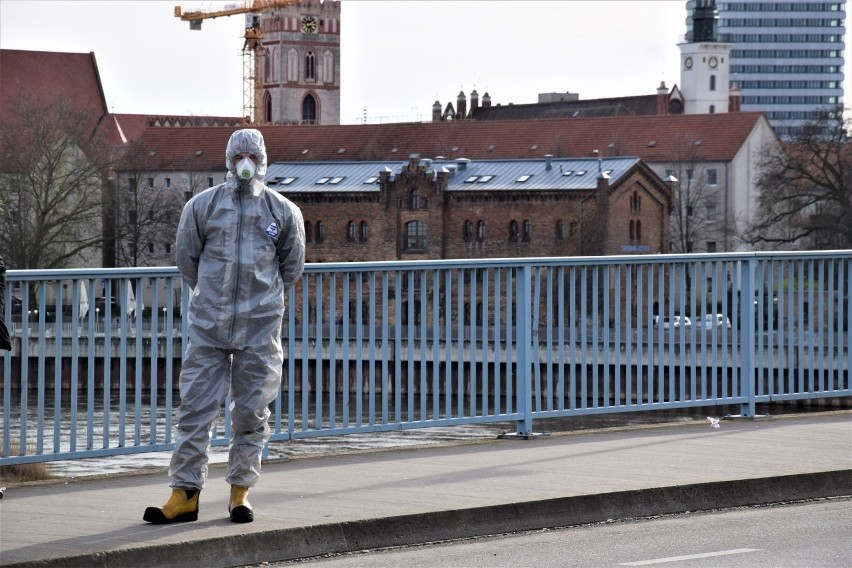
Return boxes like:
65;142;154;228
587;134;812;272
2;251;850;466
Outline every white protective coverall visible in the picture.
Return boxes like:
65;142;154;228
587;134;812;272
172;129;305;490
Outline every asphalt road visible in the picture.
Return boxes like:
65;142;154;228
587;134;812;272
260;497;852;568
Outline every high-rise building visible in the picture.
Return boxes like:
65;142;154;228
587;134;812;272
685;0;846;137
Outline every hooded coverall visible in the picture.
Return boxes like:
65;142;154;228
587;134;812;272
171;129;305;490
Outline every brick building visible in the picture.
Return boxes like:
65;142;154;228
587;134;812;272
267;154;672;263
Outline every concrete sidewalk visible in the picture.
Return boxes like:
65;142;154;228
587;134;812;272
1;412;850;568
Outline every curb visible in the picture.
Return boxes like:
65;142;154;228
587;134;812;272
9;469;850;568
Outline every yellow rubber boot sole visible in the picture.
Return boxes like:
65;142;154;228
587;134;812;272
143;488;200;524
229;485;253;523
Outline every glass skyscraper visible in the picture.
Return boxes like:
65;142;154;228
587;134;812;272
685;0;846;137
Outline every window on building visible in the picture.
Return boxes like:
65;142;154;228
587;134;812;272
556;220;564;240
522;220;532;242
359;221;369;242
165;178;171;188
686;169;694;181
347;221;356;242
404;221;427;251
148;178;154;188
710;75;716;91
305;50;315;81
305;221;312;242
128;179;137;193
509;220;519;242
706;168;718;185
477;220;486;242
316;221;325;243
410;188;420;210
707;241;717;253
629;220;635;240
164;243;172;254
302;94;317;124
207;177;214;187
147;243;155;254
636;219;641;241
709;105;716;113
463;220;473;242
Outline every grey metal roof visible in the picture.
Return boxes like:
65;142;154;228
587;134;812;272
265;156;644;194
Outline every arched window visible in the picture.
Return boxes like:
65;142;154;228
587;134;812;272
463;220;473;242
629;220;635;240
302;94;317;124
709;104;716;113
322;49;334;84
509;220;519;242
359;221;369;242
347;221;356;242
264;91;272;123
316;221;325;243
404;221;427;251
523;220;532;241
410;188;420;210
287;48;298;82
305;221;312;243
305;50;315;81
636;220;642;241
477;220;486;242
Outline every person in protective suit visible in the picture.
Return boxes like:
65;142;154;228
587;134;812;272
144;129;305;524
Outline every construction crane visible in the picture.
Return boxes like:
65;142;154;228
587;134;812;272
174;1;300;124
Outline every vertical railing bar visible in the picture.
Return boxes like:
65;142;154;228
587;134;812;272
315;273;325;430
557;266;566;410
355;272;364;427
341;273;350;429
480;268;490;417
380;271;390;426
493;268;502;415
531;266;542;413
455;269;464;418
52;280;63;454
469;268;478;418
36;283;46;454
328;273;337;430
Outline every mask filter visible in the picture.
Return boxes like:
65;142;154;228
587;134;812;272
236;157;256;181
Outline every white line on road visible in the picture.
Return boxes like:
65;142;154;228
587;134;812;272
620;548;763;566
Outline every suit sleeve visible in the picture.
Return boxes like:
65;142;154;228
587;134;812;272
277;203;306;293
175;200;204;290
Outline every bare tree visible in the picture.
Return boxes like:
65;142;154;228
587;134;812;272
0;96;112;269
113;141;185;267
665;138;719;253
746;107;851;250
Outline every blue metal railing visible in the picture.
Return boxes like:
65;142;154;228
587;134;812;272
1;251;850;465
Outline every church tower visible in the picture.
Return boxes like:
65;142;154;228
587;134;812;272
678;0;732;114
259;0;341;125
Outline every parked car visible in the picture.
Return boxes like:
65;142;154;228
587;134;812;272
698;313;731;330
654;315;691;330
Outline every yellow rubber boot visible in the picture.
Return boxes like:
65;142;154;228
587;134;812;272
143;488;200;524
229;485;254;523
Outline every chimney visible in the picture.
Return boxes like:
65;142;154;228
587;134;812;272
456;90;467;119
656;81;669;115
728;81;742;113
470;89;479;114
482;92;492;108
544;154;553;171
432;100;442;122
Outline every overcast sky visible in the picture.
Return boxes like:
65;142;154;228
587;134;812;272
1;1;849;124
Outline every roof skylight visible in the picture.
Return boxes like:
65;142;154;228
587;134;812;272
516;174;533;183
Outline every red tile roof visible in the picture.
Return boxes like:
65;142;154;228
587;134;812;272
130;112;773;171
0;49;108;127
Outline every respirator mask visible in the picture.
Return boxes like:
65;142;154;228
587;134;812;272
236;157;256;182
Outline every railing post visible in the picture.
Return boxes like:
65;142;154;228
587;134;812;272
500;264;548;440
735;256;762;419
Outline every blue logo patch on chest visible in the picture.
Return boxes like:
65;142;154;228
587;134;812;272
266;222;279;238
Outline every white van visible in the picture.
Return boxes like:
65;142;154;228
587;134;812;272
699;314;731;330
